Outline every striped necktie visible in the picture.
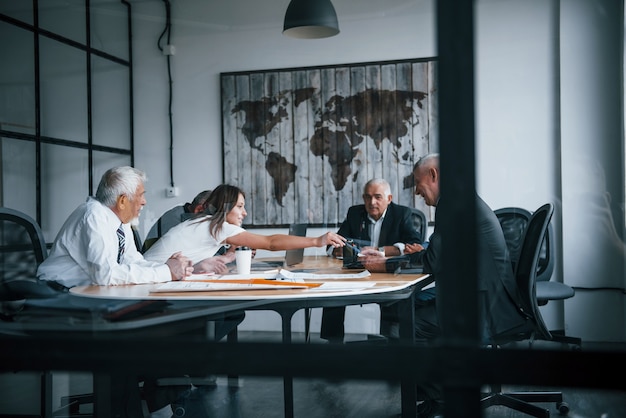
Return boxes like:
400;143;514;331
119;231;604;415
116;224;125;264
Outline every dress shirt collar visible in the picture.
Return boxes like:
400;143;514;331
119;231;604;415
367;207;388;225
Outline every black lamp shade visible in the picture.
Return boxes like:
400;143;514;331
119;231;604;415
283;0;340;39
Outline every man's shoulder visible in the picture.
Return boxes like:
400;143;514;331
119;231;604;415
346;204;366;214
72;198;105;221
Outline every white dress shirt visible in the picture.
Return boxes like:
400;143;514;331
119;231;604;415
368;209;406;254
37;197;171;288
143;216;245;265
367;212;385;248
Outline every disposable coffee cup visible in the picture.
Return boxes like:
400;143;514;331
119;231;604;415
235;246;252;274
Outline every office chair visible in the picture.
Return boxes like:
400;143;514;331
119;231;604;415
0;207;54;418
482;203;571;417
495;206;580;348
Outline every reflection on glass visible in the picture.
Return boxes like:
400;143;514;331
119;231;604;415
0;0;33;24
40;144;89;242
39;37;88;143
38;0;86;44
0;24;35;135
90;0;129;60
92;56;131;149
1;138;36;216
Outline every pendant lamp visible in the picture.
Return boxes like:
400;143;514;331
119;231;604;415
283;0;340;39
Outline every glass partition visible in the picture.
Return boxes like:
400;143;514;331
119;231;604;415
0;138;36;217
0;0;32;24
0;23;35;135
90;0;129;60
39;37;88;143
38;0;86;45
92;56;130;148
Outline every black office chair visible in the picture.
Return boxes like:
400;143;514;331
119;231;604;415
495;206;581;347
482;203;571;417
0;207;55;418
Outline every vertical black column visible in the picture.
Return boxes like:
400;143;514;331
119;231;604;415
437;0;481;417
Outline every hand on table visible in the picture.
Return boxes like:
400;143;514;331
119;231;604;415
166;251;194;281
358;249;388;273
193;252;236;275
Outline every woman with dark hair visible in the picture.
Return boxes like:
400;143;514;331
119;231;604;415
144;184;346;273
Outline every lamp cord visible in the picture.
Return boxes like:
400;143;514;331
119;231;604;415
157;0;175;188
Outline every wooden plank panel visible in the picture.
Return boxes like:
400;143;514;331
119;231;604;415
278;71;295;224
292;70;312;223
306;69;324;224
412;62;434;218
221;75;237;185
394;62;415;208
335;66;352;224
319;68;337;226
365;65;382;181
233;75;252;212
349;65;367;208
248;73;266;225
381;63;399;198
263;72;280;226
221;58;437;227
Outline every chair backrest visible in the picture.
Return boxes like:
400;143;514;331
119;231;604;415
410;207;428;242
0;207;50;299
495;207;555;283
514;203;554;340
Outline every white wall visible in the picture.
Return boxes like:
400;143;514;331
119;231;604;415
129;0;625;341
132;0;437;234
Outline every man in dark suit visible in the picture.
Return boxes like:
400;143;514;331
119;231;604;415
361;154;527;416
322;178;424;343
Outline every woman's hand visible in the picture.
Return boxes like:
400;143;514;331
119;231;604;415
318;232;347;248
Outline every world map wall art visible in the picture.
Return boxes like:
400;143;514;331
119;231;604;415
221;57;438;227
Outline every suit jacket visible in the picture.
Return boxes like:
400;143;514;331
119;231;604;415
409;195;527;341
337;202;424;247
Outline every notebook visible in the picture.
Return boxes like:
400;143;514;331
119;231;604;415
250;223;308;270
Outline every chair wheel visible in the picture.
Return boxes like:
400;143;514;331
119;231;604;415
172;405;186;417
557;401;570;415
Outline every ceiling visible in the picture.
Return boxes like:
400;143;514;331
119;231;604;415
131;0;428;33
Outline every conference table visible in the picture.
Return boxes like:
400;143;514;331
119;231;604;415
68;256;433;417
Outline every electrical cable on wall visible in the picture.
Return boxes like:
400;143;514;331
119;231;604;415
157;0;175;189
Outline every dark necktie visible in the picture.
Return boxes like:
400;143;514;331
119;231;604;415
116;224;125;264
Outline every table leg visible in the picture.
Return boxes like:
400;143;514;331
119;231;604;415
304;308;311;343
397;293;417;417
279;307;297;418
94;372;143;418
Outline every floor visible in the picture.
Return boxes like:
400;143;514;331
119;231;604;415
161;377;626;418
2;332;626;418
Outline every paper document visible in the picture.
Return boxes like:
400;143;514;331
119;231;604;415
151;278;320;293
277;269;371;281
190;273;278;281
